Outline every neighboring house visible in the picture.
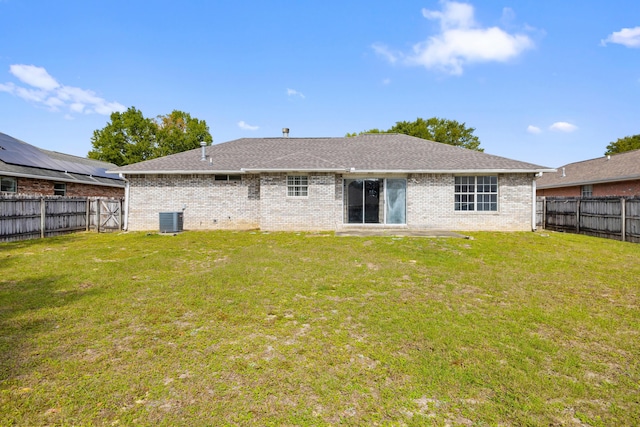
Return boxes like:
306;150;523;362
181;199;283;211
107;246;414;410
0;132;124;198
537;149;640;197
109;133;554;232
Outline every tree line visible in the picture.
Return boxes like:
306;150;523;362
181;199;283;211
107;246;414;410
88;107;638;167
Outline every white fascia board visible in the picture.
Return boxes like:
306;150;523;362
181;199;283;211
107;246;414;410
342;168;557;174
0;170;125;188
241;168;347;173
110;170;246;175
112;167;556;175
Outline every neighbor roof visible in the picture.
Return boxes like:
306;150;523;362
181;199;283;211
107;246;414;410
536;149;640;189
110;134;552;175
0;132;124;187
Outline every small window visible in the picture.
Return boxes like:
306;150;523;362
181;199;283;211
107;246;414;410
1;176;17;193
581;185;593;197
287;175;308;197
54;182;66;196
215;174;242;182
455;176;498;211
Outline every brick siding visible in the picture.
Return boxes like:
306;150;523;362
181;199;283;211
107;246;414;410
537;179;640;197
407;173;534;231
126;174;260;231
126;172;535;232
4;177;124;198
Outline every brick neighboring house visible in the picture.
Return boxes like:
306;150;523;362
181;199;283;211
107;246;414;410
537;149;640;197
0;132;125;198
109;133;554;232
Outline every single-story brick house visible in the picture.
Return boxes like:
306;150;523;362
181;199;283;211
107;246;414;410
109;133;554;232
537;149;640;197
0;132;125;198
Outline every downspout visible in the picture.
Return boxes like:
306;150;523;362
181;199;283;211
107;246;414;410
120;174;130;231
531;173;538;232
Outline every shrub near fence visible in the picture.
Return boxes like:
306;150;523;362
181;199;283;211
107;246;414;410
0;195;122;242
538;196;640;243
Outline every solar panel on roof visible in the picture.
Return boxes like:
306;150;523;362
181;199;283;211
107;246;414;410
0;132;121;180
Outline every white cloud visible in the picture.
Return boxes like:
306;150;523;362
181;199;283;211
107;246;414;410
375;1;534;75
372;43;399;64
286;88;305;99
382;78;391;85
10;64;60;90
601;26;640;48
0;64;125;116
238;120;259;131
549;122;578;133
527;125;542;134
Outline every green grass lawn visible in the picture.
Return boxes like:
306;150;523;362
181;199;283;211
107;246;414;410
0;230;638;426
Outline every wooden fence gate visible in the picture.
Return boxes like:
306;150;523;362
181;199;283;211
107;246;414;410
89;199;122;232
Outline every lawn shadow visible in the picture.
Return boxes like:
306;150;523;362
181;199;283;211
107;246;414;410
0;273;102;383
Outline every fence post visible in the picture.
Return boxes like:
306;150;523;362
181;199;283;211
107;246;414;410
40;197;46;239
96;200;101;233
576;199;581;234
119;199;123;231
543;197;547;230
621;198;626;242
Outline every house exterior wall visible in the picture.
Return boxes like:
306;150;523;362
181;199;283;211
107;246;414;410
124;172;535;232
126;174;260;231
5;177;123;198
259;173;340;231
406;173;534;231
537;179;640;197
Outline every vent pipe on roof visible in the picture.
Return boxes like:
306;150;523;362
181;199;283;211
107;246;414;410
282;128;290;138
200;141;207;161
607;155;611;160
561;167;566;177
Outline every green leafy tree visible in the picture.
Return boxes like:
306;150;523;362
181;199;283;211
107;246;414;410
88;107;156;166
88;107;212;166
348;117;483;151
605;134;640;155
156;110;213;157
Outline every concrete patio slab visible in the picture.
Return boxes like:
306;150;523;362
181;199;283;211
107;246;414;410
334;229;468;238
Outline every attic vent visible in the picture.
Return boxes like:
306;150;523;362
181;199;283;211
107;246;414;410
282;128;290;138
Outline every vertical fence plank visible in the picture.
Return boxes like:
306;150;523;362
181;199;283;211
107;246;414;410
621;198;626;242
40;197;45;239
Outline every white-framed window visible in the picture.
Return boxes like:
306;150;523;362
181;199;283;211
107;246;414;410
1;176;17;193
287;175;308;197
215;174;241;182
454;176;498;211
54;182;66;196
581;185;593;197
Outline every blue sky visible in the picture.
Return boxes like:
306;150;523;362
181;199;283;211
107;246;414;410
1;0;638;168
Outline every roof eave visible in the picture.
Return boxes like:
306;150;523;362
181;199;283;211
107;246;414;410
537;174;640;189
0;170;125;188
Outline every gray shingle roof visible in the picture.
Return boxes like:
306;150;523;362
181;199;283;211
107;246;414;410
110;134;552;174
536;149;640;189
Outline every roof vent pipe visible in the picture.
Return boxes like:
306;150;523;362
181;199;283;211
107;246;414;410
200;141;207;161
282;128;289;138
607;154;611;160
561;167;566;177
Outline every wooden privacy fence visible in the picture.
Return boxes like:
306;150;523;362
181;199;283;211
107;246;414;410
0;196;123;242
537;196;640;243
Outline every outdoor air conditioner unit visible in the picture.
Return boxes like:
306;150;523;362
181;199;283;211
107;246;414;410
159;212;184;233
